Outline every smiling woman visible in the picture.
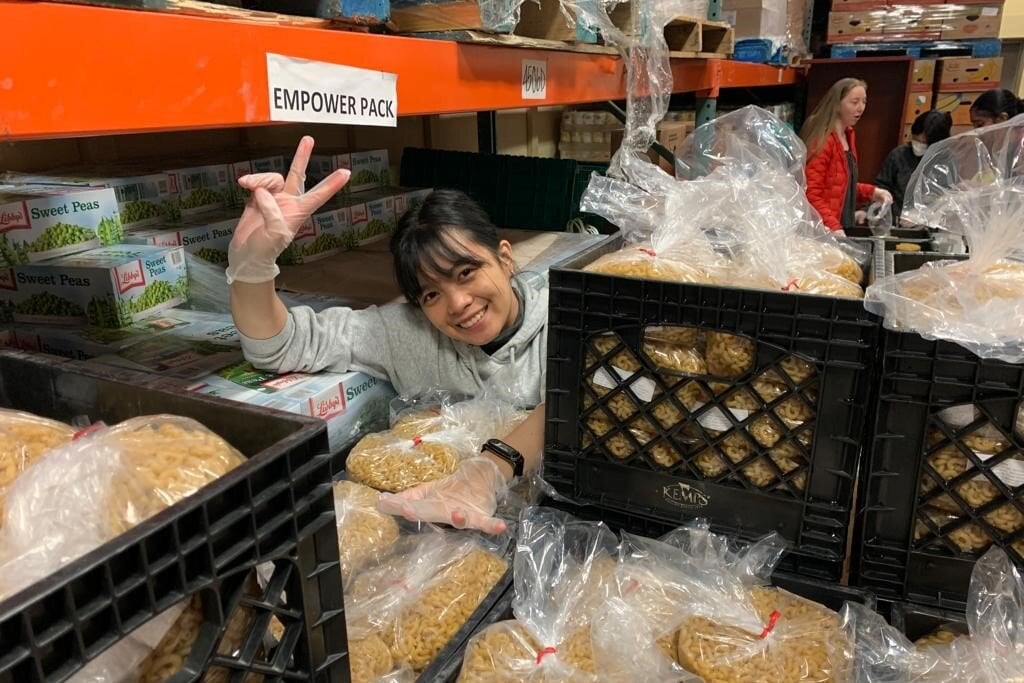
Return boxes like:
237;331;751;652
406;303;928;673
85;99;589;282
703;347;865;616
226;137;548;534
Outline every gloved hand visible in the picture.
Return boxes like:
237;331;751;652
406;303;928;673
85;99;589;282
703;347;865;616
225;136;350;284
872;187;893;207
854;210;868;226
377;457;510;534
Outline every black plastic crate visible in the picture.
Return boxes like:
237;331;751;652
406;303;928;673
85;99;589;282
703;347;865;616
0;350;349;683
854;326;1024;610
890;601;967;642
846;226;931;241
544;237;882;582
885;251;969;276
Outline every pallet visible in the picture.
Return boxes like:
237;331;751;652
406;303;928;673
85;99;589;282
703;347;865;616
515;0;599;44
613;8;734;56
830;38;1001;58
39;0;385;25
389;0;516;33
406;30;619;55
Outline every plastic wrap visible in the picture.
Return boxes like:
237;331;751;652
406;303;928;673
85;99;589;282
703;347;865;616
334;479;400;584
842;547;1024;683
457;507;621;682
866;115;1024;362
344;530;509;679
478;0;528;32
0;408;74;526
632;521;850;683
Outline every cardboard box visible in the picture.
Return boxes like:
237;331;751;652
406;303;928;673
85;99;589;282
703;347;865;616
164;164;233;216
2;309;242;379
123;208;241;266
722;0;788;40
827;11;886;42
937;57;1003;91
309;149;391;194
905;91;934;123
650;120;694;172
934;91;983;126
1;170;174;229
0;244;187;328
189;361;397;451
910;59;936;92
0;186;123;264
394;188;433;218
226;156;287;205
941;6;1002;39
277;200;351;265
831;0;888;8
363;190;397;242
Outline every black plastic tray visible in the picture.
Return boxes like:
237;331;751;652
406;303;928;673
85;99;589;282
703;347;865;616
543;237;882;581
846;226;931;240
854;326;1024;610
890;601;968;641
0;350;348;683
885;250;968;276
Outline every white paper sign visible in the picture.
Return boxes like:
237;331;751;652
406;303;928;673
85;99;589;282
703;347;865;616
266;53;397;127
593;366;656;403
696;404;751;432
521;59;547;100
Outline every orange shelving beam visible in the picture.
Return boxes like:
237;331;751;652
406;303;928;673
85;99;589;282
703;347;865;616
0;1;799;140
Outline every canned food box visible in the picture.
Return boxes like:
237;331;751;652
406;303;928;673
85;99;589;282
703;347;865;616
0;186;124;264
188;361;396;451
164;164;233;216
227;156;287;205
309;149;390;194
277;200;350;265
123;208;240;266
0;244;188;328
1;170;175;228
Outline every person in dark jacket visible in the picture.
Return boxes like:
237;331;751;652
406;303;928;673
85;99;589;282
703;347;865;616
875;110;953;219
970;89;1024;128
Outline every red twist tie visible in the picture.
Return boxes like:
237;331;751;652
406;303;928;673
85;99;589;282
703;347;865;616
639;248;657;258
412;436;423;446
781;279;800;292
536;647;558;665
759;610;781;639
72;423;104;441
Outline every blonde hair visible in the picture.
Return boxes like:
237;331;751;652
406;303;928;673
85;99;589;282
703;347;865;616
800;78;867;157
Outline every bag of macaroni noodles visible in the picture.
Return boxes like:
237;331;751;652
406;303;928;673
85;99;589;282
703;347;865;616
457;507;625;682
842;547;1024;682
0;408;74;527
633;520;853;683
344;529;509;680
334;479;400;585
865;116;1024;362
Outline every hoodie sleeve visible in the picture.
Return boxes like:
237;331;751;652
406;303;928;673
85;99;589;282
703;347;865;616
239;303;433;383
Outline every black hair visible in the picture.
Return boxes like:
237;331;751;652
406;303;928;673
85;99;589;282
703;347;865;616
911;110;953;145
970;89;1024;120
389;189;502;305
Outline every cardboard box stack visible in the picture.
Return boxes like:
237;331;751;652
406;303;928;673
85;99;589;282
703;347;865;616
901;56;1002;141
721;0;811;57
558;110;624;162
827;4;1004;45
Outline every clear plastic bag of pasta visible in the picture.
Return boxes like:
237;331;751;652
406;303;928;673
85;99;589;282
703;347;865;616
345;427;479;493
345;530;509;679
458;506;622;682
0;408;74;527
866;117;1024;362
841;547;1024;683
642;521;851;683
333;479;399;585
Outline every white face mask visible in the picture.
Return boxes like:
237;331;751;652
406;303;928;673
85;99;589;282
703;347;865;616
911;141;928;157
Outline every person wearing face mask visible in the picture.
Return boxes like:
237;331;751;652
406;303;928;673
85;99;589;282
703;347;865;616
801;78;893;234
875;110;953;219
227;136;549;535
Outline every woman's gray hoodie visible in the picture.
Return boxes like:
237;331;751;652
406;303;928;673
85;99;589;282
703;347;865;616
240;274;549;406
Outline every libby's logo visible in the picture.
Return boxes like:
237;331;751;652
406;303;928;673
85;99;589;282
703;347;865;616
113;260;146;295
0;202;30;232
295;219;316;240
0;268;16;291
663;482;710;510
309;387;346;418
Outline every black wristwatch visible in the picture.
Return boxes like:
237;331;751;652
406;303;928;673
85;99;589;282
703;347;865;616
481;438;524;478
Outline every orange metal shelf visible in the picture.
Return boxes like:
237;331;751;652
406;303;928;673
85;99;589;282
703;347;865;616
0;1;800;140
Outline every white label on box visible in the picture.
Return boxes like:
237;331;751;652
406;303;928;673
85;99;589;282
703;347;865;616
593;366;655;403
521;59;547;100
982;7;999;16
695;404;751;432
974;451;1024;488
266;53;397;127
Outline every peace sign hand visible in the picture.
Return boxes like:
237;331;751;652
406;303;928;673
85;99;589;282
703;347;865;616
226;136;350;285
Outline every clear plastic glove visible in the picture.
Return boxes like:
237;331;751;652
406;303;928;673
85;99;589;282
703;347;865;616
377;456;509;534
872;187;893;206
225;136;350;284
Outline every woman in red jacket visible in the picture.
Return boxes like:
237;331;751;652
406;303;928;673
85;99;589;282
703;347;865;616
800;78;892;233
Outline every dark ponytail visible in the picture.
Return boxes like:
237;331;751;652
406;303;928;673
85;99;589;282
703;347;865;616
970;88;1023;120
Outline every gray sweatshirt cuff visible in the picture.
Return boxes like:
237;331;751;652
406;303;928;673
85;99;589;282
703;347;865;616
239;314;295;359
